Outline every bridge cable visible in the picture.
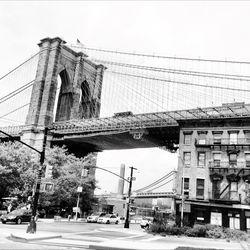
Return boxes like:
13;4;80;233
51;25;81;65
135;171;175;192
72;44;250;65
94;59;250;82
109;71;250;93
0;53;39;82
0;80;34;105
149;178;175;192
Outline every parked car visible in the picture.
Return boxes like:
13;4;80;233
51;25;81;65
140;216;154;229
1;209;32;224
97;214;119;224
87;212;106;223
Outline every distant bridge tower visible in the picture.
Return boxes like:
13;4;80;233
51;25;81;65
23;37;106;150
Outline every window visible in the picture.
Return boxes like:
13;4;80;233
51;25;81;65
229;132;238;144
182;177;190;198
195;209;205;223
213;132;222;144
244;131;250;144
183;152;191;167
211;212;222;226
213;153;221;167
229;153;237;167
198;152;205;167
198;133;206;145
196;179;205;199
246;153;250;167
184;133;191;144
229;216;240;230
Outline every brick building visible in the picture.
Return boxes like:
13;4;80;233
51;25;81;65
175;110;250;231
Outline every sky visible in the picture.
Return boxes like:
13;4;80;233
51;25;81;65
1;1;250;195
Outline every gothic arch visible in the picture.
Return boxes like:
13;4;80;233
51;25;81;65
55;69;73;122
79;80;93;119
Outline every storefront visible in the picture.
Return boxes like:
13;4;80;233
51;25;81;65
175;199;250;231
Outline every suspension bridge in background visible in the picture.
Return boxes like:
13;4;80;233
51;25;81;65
1;37;250;193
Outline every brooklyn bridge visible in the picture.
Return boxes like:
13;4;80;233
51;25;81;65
1;37;250;193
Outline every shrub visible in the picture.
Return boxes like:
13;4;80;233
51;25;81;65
150;222;166;233
206;226;226;239
223;228;249;241
184;224;206;237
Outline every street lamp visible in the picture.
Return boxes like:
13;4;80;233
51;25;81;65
84;165;136;228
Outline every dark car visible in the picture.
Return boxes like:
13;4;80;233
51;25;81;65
1;209;32;224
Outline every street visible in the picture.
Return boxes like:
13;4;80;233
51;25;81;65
0;220;247;250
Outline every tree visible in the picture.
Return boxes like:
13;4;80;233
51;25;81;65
0;142;97;215
0;142;36;206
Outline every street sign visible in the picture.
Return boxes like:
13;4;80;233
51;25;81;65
40;182;54;192
77;186;83;193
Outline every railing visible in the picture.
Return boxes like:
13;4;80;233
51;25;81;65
133;192;175;198
0;125;27;137
208;191;241;202
52;103;250;135
196;138;250;146
208;162;250;169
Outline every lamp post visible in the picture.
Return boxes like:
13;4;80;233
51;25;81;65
85;165;136;228
178;155;185;227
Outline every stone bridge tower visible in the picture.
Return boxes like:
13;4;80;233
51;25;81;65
23;37;105;151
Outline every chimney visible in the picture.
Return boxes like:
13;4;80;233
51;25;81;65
117;164;125;197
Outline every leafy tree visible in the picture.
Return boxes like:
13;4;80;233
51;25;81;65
0;142;36;206
0;142;97;215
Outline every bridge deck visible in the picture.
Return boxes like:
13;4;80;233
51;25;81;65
51;102;250;135
1;103;250;152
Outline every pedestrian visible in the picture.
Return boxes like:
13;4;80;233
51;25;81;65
26;216;37;234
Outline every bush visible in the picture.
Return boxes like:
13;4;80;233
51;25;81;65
184;224;206;237
205;226;226;239
223;228;249;241
150;222;250;241
150;222;166;233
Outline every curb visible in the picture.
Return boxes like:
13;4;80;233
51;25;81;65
9;233;62;242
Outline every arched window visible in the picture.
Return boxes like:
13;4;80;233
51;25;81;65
54;70;73;122
79;80;92;118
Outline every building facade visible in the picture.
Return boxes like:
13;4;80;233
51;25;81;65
175;115;250;231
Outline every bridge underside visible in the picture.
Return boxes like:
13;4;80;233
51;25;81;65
51;126;179;156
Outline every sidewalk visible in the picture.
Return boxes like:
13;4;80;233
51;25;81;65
8;226;247;250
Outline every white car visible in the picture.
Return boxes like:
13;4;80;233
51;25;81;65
97;214;119;224
140;217;154;229
87;212;106;223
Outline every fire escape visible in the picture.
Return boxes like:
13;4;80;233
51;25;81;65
195;136;250;204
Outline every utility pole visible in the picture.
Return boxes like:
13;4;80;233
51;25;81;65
179;155;185;227
124;166;137;229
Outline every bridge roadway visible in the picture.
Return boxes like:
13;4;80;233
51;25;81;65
1;103;250;153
